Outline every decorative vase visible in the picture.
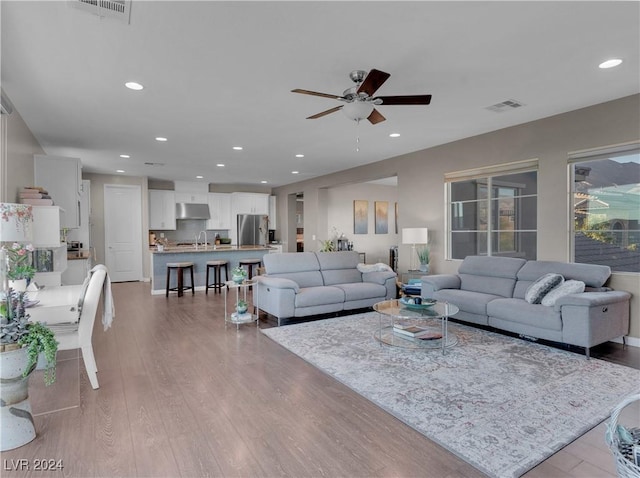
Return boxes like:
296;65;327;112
232;274;245;284
419;264;429;274
8;279;28;292
0;347;36;451
236;304;248;314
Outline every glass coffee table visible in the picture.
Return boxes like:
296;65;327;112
373;299;459;355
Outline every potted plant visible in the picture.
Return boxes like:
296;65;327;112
1;251;58;450
416;245;430;273
5;243;35;291
236;299;248;314
319;239;335;252
231;266;247;284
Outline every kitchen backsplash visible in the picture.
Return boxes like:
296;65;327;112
150;219;230;244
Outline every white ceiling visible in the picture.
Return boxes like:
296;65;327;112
2;1;639;188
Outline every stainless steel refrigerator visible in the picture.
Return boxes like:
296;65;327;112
237;214;269;246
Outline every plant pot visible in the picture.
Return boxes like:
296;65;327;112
236;305;248;314
419;264;430;274
0;347;36;451
232;275;245;284
8;279;28;292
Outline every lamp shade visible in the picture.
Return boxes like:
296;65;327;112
342;101;374;122
402;227;429;245
0;203;33;243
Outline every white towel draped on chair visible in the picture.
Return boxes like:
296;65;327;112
90;264;115;330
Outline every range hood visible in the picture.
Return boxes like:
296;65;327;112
175;203;211;220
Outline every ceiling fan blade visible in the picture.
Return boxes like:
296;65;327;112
291;89;342;100
367;108;386;125
357;69;391;97
307;105;343;119
375;95;432;105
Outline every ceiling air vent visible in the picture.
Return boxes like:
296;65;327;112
69;0;131;23
144;162;165;167
486;99;525;113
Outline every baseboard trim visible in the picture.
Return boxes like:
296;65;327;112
611;336;640;348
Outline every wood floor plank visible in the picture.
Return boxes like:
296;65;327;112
2;281;637;478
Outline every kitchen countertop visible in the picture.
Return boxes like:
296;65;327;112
67;250;91;260
151;245;274;254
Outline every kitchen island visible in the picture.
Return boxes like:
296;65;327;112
150;245;274;295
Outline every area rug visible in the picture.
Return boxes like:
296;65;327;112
261;313;640;478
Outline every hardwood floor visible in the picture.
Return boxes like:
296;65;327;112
3;281;638;477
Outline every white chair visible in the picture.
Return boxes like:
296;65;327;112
49;267;107;390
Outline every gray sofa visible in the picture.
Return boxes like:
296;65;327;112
255;251;397;325
421;255;631;357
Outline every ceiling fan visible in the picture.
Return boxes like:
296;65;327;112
291;68;432;125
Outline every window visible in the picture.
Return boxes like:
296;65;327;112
446;161;538;260
571;145;640;273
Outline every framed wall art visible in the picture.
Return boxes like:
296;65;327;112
353;200;368;234
375;201;388;234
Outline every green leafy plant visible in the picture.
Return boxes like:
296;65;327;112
231;266;247;278
237;299;248;309
1;289;58;386
4;243;36;280
319;239;335;252
18;322;58;386
416;245;430;265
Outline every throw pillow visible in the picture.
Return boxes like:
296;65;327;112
541;280;586;306
524;273;564;304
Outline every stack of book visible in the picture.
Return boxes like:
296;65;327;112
19;187;54;206
393;322;442;340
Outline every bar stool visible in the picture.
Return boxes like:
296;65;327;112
166;262;195;297
206;260;229;294
238;258;262;282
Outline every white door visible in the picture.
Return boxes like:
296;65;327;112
104;184;143;282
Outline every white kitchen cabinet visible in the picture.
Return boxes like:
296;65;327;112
206;193;231;230
231;193;269;215
174;192;209;204
32;206;62;248
269;195;277;230
34;155;81;229
269;244;283;253
149;190;176;230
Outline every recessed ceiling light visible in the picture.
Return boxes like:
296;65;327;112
119;154;130;158
599;58;622;69
116;169;125;173
261;180;268;184
125;81;144;90
155;137;167;142
295;154;304;158
291;171;299;174
216;163;225;167
196;175;203;179
389;133;400;138
233;146;243;151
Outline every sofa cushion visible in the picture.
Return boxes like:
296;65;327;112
263;252;320;274
541;280;585;307
524;273;564;304
294;286;345;308
514;260;611;298
488;298;562;331
263;252;324;288
316;251;360;270
458;256;526;297
433;289;502;316
334;282;387;302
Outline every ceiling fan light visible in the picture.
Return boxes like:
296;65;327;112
342;101;374;121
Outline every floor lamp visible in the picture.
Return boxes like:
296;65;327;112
402;227;429;271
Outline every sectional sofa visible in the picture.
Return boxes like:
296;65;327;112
255;251;397;325
421;255;631;357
